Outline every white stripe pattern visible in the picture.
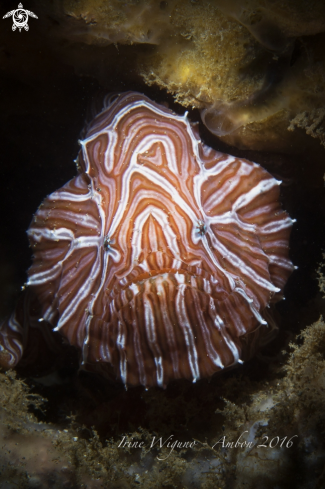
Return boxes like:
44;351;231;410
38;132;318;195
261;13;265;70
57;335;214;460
0;92;295;387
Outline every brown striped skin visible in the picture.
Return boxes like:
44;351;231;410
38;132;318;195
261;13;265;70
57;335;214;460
0;92;295;387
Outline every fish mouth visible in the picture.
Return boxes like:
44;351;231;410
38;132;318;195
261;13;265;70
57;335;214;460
108;264;229;304
99;265;245;388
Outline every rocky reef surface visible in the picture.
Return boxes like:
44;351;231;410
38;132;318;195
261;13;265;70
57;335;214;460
1;315;325;488
32;0;325;152
1;0;325;487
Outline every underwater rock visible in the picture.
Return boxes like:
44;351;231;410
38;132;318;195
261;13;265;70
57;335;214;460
0;371;106;489
2;317;325;489
32;0;325;152
0;92;294;387
218;318;325;488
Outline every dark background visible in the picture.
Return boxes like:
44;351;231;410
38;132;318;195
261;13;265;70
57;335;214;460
1;0;325;355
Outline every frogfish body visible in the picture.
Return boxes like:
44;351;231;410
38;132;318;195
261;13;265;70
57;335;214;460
0;92;294;388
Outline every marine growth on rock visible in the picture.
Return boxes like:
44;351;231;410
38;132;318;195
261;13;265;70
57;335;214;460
0;92;294;388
